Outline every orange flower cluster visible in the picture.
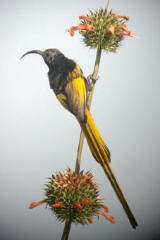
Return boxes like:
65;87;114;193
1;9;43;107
68;14;132;39
73;200;115;224
29;199;115;225
74;199;91;209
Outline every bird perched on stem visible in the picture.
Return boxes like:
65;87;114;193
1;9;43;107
21;48;138;229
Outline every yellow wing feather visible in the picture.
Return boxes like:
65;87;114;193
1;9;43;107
65;76;87;121
56;93;68;110
56;64;87;121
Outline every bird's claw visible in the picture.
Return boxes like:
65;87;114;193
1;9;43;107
87;74;99;84
86;74;98;92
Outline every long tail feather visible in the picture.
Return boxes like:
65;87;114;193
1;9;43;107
79;109;138;228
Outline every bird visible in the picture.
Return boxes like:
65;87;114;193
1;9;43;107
21;48;138;228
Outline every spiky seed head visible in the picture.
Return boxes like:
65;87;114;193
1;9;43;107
44;169;102;225
79;9;131;52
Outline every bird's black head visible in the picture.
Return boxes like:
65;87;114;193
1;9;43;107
21;48;63;68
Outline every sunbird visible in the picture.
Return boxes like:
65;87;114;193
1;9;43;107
21;48;138;228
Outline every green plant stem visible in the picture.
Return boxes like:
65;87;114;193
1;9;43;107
106;0;110;14
61;219;72;240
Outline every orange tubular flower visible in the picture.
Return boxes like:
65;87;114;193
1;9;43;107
81;199;91;205
119;23;128;31
122;31;132;37
107;25;115;35
52;202;63;208
116;14;129;20
68;24;95;37
88;218;94;224
79;15;91;21
29;200;46;209
99;204;109;213
119;24;132;35
74;203;83;209
68;27;75;37
97;210;115;224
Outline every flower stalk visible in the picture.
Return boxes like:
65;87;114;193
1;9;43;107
61;219;72;240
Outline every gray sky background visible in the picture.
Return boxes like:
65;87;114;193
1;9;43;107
0;0;160;239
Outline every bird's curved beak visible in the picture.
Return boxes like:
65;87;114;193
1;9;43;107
21;50;43;59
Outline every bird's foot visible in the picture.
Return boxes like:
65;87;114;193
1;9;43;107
87;74;99;85
86;74;99;92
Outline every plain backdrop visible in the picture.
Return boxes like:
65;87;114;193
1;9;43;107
0;0;160;240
